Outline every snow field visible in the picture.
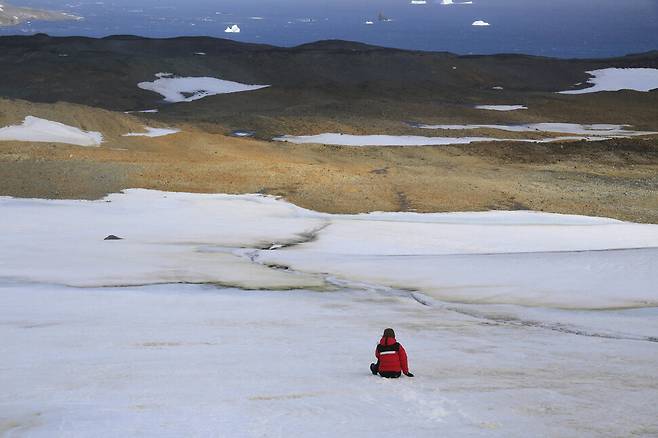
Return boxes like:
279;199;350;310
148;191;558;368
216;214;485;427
1;189;657;437
1;283;657;437
138;74;269;103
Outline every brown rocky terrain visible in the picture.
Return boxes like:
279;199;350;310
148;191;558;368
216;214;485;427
0;35;657;222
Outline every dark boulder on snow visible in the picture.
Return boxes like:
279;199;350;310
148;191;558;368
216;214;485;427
104;235;123;240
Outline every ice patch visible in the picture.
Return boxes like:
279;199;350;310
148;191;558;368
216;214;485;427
271;129;652;146
138;74;270;103
274;133;506;146
472;20;490;26
475;105;527;111
0;116;102;146
559;68;658;94
415;122;657;137
123;127;181;137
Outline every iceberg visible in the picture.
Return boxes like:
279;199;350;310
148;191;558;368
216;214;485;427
224;24;240;33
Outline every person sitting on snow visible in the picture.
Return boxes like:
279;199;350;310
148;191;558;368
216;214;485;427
370;328;414;378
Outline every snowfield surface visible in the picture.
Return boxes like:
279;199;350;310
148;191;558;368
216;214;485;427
138;74;269;103
559;68;658;94
0;116;103;146
123;127;181;137
1;189;657;437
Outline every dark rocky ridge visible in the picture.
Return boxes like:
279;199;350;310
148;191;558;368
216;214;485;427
1;34;657;137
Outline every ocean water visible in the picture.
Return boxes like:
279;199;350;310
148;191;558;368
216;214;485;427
2;0;658;58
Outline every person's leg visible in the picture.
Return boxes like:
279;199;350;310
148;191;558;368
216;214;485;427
378;371;401;379
370;362;379;375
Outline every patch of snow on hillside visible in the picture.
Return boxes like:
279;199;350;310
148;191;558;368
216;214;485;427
138;74;270;103
415;122;656;137
0;116;102;146
559;68;658;94
272;131;640;146
475;105;527;111
123;127;181;137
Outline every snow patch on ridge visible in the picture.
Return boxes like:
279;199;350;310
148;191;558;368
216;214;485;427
138;74;269;103
0;116;102;146
123;127;181;137
475;105;527;111
559;68;658;94
415;122;657;137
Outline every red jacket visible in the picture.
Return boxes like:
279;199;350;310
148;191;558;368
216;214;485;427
375;336;409;374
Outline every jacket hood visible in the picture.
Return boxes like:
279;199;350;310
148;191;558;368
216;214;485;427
379;336;397;346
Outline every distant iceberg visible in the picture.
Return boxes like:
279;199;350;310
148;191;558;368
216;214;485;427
224;24;240;33
441;0;474;5
472;20;490;26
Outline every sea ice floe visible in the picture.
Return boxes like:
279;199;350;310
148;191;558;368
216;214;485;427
138;74;270;103
415;122;657;137
123;127;181;137
475;105;527;111
559;68;658;94
0;116;102;146
472;20;490;26
224;24;240;33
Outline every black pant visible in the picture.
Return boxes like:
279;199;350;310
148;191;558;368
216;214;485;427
370;362;401;379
